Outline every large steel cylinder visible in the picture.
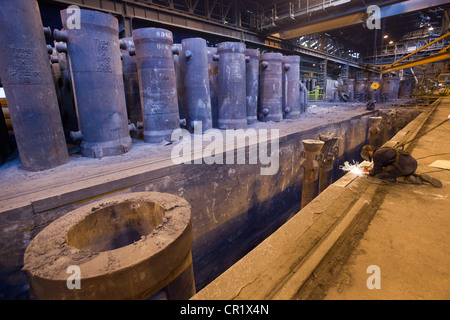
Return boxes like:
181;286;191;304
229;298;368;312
259;52;283;122
399;79;413;99
57;9;132;158
121;37;143;133
23;192;196;300
381;76;400;100
300;82;308;113
355;78;368;101
343;78;355;102
0;102;12;165
282;55;301;119
216;42;247;130
52;46;79;142
0;0;69;171
181;38;213;133
367;76;381;101
133;28;180;143
245;49;260;125
173;43;186;122
207;47;219;128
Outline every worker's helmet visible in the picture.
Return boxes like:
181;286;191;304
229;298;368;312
360;145;374;161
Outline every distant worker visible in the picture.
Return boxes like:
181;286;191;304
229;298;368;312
366;100;376;111
360;145;442;187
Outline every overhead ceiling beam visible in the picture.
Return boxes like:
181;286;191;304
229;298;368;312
273;0;450;40
380;45;450;73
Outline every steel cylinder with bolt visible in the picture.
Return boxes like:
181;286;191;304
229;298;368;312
355;78;368;101
121;37;143;135
133;28;180;143
368;76;381;101
282;55;301;119
0;0;69;171
51;45;79;142
381;76;400;100
245;49;260;125
207;47;219;128
259;52;283;122
55;9;132;158
181;38;213;133
216;42;247;130
300;81;308;113
343;78;355;102
173;43;186;123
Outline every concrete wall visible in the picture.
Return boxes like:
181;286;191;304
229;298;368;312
0;109;420;299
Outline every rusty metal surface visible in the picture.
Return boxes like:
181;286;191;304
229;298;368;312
181;38;212;133
216;42;247;130
0;0;69;171
245;49;260;125
259;52;283;122
133;28;180;143
58;9;132;158
282;55;301;120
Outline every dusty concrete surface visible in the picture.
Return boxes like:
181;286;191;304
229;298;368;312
302;97;450;300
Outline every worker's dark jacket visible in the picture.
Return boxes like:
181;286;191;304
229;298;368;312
369;147;418;178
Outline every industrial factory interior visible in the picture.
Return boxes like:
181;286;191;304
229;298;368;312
1;0;450;305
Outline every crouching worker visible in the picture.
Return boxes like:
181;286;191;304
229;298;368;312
360;145;442;187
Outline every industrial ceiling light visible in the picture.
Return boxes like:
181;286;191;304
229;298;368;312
389;40;394;44
428;26;434;31
384;35;388;38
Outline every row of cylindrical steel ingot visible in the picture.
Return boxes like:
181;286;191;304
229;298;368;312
0;2;307;172
346;76;412;102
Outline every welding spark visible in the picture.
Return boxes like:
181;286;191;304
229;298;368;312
339;160;363;175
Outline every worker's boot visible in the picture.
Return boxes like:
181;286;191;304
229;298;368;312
400;175;422;185
416;173;443;188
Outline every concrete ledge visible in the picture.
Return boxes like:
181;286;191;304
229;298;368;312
191;99;440;300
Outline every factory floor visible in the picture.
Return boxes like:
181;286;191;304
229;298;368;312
311;96;450;299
